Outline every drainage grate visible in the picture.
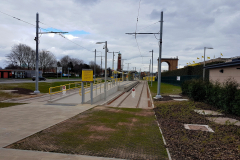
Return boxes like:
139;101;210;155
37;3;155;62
184;124;214;132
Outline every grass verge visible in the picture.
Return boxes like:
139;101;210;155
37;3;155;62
0;81;83;93
154;101;240;159
148;81;181;96
0;102;25;108
6;106;168;160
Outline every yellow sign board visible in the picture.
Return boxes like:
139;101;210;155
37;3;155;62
82;69;93;82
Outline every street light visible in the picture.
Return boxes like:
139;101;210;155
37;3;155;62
96;41;108;100
203;47;213;80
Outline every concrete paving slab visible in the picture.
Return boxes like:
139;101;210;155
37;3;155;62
0;102;95;148
206;117;240;126
173;99;188;101
0;148;125;160
169;95;182;98
194;109;224;115
184;124;214;132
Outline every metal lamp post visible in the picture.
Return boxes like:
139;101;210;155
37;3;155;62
96;41;108;100
203;47;213;80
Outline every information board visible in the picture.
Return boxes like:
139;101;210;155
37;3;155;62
177;76;180;81
57;67;62;73
82;69;93;82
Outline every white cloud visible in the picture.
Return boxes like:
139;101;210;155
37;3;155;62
64;34;79;40
0;0;239;72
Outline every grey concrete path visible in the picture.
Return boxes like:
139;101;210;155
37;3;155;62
0;102;96;148
0;148;125;160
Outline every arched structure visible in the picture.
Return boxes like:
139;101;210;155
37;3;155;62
157;57;179;71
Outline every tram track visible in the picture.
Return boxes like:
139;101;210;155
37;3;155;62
106;81;148;108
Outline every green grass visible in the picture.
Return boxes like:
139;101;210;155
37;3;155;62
46;77;82;79
9;107;168;159
0;81;83;93
148;81;182;96
0;102;25;108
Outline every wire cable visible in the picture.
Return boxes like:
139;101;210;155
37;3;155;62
134;0;143;58
137;21;159;32
0;10;92;52
135;0;142;33
39;21;92;52
0;10;35;27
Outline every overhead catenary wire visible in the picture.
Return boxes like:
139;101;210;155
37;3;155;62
134;0;143;58
39;21;92;52
137;21;159;32
0;10;92;52
135;0;142;33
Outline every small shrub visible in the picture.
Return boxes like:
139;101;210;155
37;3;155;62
181;78;240;116
232;90;240;116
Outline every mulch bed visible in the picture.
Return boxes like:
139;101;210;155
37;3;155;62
154;101;240;159
153;96;173;101
12;88;34;95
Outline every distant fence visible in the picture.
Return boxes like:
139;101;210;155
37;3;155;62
161;75;201;86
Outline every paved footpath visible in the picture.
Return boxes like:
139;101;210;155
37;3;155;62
0;102;124;160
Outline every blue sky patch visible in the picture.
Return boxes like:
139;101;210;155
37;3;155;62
46;28;90;35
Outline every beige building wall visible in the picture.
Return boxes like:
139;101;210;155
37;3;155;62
209;65;240;84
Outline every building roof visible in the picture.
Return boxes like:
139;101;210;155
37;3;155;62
204;59;240;69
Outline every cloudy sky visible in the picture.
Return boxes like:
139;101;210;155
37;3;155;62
0;0;239;72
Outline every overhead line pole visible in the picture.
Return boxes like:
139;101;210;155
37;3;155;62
34;13;67;94
149;50;153;87
121;59;126;81
125;11;163;99
126;63;131;81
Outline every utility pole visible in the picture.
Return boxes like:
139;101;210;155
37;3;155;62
149;50;153;87
34;13;67;94
149;59;151;83
34;13;40;94
94;49;96;78
95;51;103;77
121;58;126;80
126;63;131;81
126;12;163;99
108;51;120;79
